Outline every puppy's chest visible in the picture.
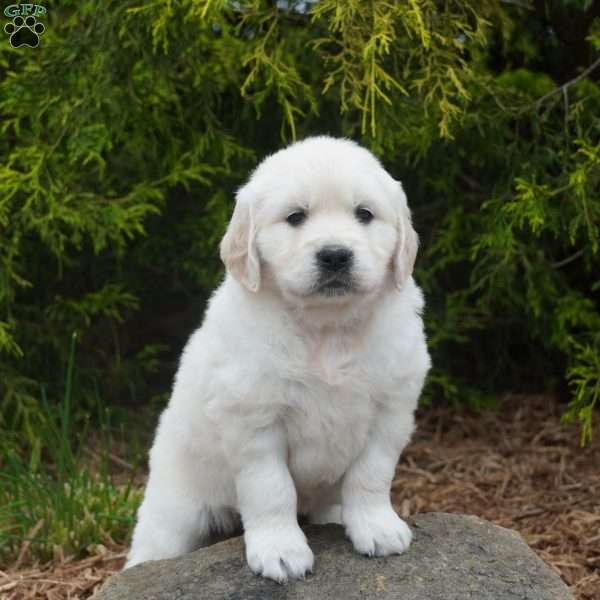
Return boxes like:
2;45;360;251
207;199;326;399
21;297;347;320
277;329;385;488
282;374;375;489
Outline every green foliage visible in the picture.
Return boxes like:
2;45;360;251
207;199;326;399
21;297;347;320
564;335;600;445
0;335;141;562
1;0;599;467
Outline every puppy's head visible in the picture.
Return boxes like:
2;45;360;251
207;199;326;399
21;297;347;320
220;137;418;305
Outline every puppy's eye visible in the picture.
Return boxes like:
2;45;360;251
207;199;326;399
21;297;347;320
286;210;307;227
355;207;374;224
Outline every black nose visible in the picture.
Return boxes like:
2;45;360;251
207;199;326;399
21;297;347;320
316;246;353;272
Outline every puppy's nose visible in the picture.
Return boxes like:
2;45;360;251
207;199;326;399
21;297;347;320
316;246;354;272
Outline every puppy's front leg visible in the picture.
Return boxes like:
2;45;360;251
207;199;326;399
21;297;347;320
234;426;313;583
342;406;414;557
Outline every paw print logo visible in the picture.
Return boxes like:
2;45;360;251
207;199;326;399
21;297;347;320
4;15;45;48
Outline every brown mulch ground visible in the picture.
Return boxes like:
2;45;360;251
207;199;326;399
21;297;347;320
394;395;600;600
2;395;598;599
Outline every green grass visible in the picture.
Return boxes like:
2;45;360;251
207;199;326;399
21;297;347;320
0;333;143;564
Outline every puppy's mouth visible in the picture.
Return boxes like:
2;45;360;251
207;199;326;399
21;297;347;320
314;274;355;297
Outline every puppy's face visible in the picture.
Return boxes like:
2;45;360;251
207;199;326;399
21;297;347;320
221;137;418;307
254;174;397;305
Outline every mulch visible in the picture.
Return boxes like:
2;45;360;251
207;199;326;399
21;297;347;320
2;395;598;600
394;395;600;600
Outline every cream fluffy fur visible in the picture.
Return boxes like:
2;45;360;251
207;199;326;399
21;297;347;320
126;136;431;582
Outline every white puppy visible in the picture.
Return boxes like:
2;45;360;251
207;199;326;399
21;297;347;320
126;136;431;582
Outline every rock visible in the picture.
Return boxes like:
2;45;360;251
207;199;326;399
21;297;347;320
96;513;572;600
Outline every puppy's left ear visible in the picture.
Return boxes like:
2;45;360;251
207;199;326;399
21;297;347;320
220;192;261;292
392;182;419;290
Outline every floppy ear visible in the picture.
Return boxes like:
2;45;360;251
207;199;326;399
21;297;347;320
220;194;261;292
392;183;419;290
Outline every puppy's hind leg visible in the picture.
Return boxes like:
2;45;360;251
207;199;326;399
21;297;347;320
309;504;343;525
125;433;214;569
125;476;211;568
208;505;242;544
307;484;343;525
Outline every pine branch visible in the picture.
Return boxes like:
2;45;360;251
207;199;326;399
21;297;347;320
536;56;600;107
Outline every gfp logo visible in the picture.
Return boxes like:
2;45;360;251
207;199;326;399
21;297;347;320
3;4;47;48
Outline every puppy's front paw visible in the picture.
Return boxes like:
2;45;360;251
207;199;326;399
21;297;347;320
344;505;412;557
245;525;314;583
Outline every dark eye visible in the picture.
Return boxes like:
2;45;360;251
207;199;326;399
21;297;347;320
355;207;374;224
286;210;307;227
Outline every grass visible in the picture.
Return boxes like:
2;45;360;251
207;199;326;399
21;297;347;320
0;333;143;564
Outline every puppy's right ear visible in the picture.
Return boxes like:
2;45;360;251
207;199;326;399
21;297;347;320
220;193;261;292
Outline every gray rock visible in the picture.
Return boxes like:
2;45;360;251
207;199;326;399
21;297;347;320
96;513;572;599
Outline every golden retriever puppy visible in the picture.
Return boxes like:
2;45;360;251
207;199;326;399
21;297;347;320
126;136;431;582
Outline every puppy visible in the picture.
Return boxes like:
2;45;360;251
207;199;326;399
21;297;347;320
126;136;431;582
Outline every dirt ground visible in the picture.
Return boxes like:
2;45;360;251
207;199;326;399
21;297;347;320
2;395;598;600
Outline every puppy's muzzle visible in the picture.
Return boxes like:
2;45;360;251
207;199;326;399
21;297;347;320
315;245;354;274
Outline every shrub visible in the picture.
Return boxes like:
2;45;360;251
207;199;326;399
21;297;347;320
0;334;141;561
1;0;598;443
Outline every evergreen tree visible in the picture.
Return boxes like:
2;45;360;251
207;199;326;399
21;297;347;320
1;0;598;442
